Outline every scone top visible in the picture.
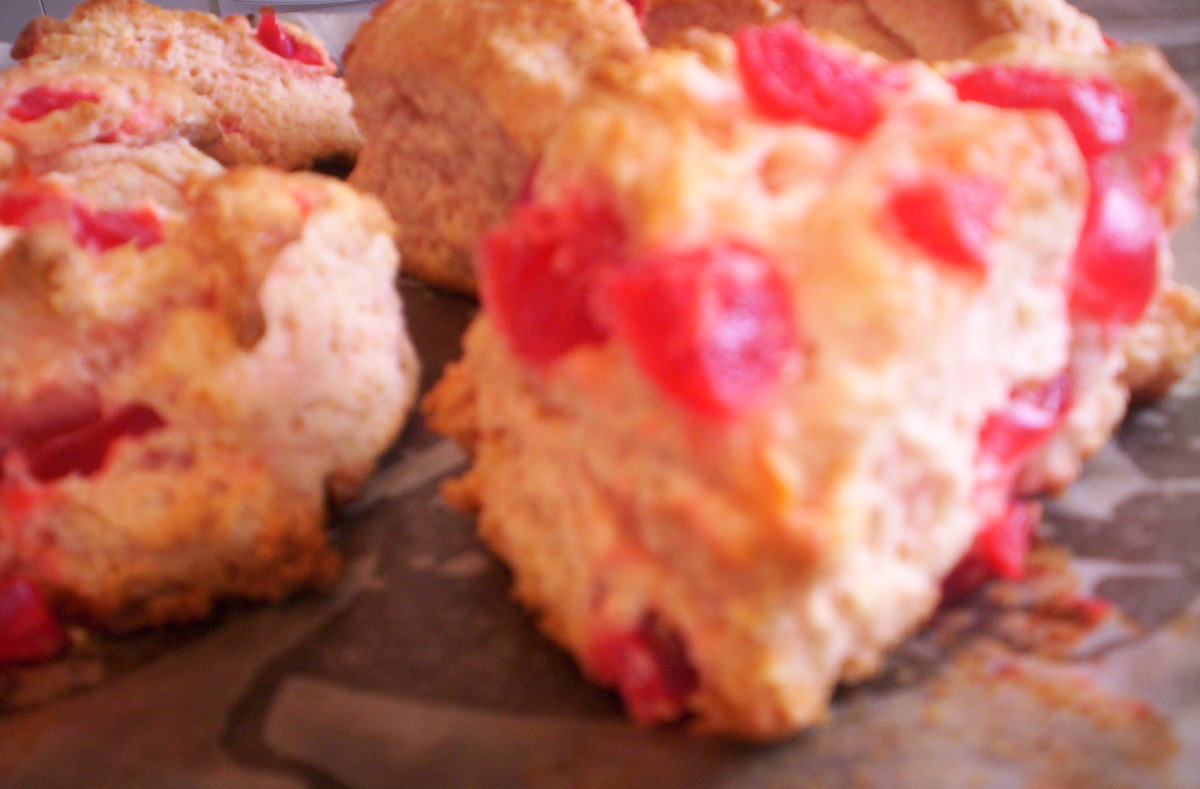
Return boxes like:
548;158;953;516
479;26;1109;420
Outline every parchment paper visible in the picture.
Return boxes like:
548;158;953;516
1;2;1198;787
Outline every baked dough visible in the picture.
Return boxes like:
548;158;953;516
13;0;362;170
0;167;418;634
0;61;223;212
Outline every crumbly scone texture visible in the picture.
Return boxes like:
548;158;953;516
344;0;647;292
38;139;224;213
0;61;223;212
12;0;362;170
427;37;1104;737
0;167;418;631
0;61;218;164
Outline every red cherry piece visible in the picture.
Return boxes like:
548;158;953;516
1070;162;1159;325
0;482;53;521
587;614;698;725
0;178;75;229
0;177;162;252
735;22;889;137
978;373;1071;469
255;7;325;66
78;204;164;253
22;403;166;483
889;173;1004;274
480;193;625;367
942;499;1037;602
0;386;103;451
951;65;1131;160
604;243;797;420
6;84;100;122
0;576;65;664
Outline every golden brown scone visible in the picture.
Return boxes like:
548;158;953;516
789;0;1106;60
426;29;1082;738
37;140;224;213
344;0;647;292
0;167;418;637
13;0;361;170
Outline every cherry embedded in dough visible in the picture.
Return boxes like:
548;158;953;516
254;7;325;67
0;576;65;664
603;242;797;420
588;614;699;725
6;84;99;122
0;176;163;253
735;22;893;137
888;173;1004;275
951;65;1131;160
22;403;166;483
942;500;1038;602
1070;162;1160;325
977;373;1072;468
480;192;625;366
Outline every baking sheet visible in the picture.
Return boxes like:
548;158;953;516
2;2;1200;787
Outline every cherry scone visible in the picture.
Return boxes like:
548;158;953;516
426;22;1197;738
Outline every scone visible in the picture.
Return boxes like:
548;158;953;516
425;22;1197;738
0;167;418;657
12;0;362;171
0;61;223;212
344;0;647;292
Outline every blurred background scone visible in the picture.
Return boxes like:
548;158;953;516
12;0;363;170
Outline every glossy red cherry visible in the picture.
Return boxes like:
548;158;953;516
255;7;325;66
0;576;65;664
977;374;1072;468
603;242;798;420
942;500;1038;602
951;65;1131;160
6;84;99;122
480;192;625;367
735;22;892;137
888;173;1004;274
587;614;698;725
21;403;166;483
1070;162;1159;324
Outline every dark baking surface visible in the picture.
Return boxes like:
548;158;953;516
2;2;1199;787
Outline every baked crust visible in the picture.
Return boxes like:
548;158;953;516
427;34;1100;737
